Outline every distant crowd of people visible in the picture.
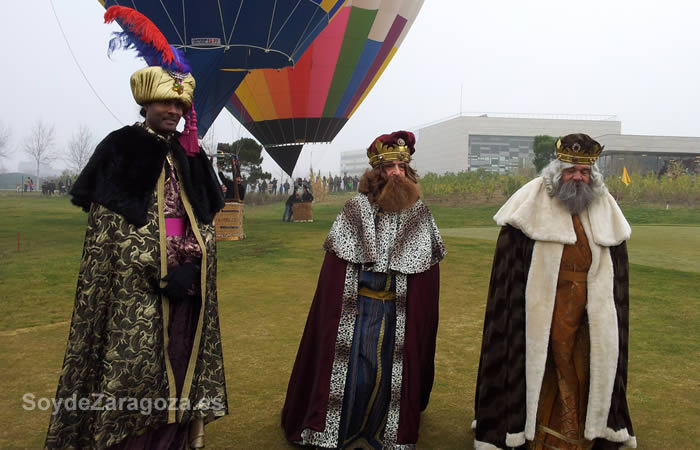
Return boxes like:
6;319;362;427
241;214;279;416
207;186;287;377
15;176;74;195
236;174;363;196
261;174;363;195
40;177;73;196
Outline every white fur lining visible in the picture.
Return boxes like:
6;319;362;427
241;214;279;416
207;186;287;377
587;190;632;246
580;210;620;439
522;212;620;441
473;439;502;450
471;421;526;448
505;431;526;447
623;436;638;449
473;418;636;448
596;427;637;448
494;177;630;245
495;178;576;244
524;240;563;439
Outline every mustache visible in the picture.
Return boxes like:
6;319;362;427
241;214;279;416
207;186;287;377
556;179;594;214
557;180;586;200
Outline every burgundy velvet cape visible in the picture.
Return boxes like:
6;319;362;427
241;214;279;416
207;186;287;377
281;251;440;445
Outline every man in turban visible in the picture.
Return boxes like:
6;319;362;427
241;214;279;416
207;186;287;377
472;134;636;449
282;131;446;448
45;61;227;449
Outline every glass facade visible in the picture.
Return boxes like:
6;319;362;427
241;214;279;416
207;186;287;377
468;135;535;173
598;153;700;177
340;149;370;178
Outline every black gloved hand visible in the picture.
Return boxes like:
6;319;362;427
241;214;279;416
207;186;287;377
161;262;200;303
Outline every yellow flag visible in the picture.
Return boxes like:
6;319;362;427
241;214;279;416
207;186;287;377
621;167;631;186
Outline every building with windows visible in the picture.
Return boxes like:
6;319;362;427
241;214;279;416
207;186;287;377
340;147;369;178
596;134;700;176
411;113;621;175
338;113;700;177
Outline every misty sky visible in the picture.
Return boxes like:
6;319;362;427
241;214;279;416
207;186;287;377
2;0;699;180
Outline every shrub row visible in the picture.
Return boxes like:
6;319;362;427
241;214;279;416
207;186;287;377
420;170;699;206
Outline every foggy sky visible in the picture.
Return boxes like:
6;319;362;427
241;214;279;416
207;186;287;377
2;0;699;180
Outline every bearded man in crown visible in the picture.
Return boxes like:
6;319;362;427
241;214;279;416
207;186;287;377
281;131;446;449
472;134;636;450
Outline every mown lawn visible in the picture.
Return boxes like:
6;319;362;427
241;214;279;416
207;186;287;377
0;193;698;449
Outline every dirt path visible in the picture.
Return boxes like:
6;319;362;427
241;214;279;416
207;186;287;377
0;320;69;337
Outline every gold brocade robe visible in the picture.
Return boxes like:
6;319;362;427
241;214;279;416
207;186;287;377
46;125;228;450
534;214;592;450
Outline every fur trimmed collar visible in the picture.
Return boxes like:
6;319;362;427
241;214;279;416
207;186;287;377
494;177;631;246
70;125;224;227
323;194;446;274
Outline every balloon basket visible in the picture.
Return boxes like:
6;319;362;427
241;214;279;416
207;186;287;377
216;201;245;241
292;202;313;222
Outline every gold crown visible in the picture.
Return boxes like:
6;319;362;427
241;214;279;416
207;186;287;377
368;137;412;168
556;137;604;165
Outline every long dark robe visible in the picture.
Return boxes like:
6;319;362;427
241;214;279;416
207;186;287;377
281;252;440;446
473;225;634;449
45;125;228;449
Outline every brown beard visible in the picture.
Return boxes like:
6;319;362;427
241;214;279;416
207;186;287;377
375;174;421;212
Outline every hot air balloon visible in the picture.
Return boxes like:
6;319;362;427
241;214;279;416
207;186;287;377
226;0;424;176
99;0;347;135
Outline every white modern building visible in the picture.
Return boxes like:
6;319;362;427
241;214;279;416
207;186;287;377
411;113;621;175
340;148;370;178
339;113;700;177
596;134;700;176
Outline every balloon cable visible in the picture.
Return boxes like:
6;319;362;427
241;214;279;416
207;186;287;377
48;0;124;126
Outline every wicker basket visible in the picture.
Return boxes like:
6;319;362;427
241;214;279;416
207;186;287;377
215;201;245;240
292;202;313;222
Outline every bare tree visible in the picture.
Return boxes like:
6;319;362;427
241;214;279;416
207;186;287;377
65;124;95;174
0;120;10;161
23;120;56;186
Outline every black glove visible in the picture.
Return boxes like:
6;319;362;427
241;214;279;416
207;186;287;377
161;262;200;303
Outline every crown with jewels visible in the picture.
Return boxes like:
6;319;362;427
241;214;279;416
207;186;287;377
555;133;604;165
367;131;415;168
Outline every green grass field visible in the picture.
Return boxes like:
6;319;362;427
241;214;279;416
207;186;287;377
0;193;698;449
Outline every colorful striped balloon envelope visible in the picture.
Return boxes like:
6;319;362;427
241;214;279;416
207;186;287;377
99;0;347;136
226;0;424;175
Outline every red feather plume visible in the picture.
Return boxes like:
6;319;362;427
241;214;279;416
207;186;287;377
104;6;175;67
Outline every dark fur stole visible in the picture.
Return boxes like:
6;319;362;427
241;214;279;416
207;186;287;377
70;125;224;227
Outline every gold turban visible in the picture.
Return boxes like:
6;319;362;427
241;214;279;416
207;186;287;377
130;66;195;109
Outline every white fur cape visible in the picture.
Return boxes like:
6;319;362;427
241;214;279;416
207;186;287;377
474;177;636;449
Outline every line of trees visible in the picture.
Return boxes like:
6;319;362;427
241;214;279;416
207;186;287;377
0;120;10;163
420;168;698;206
606;170;698;206
0;120;96;187
2;122;276;189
